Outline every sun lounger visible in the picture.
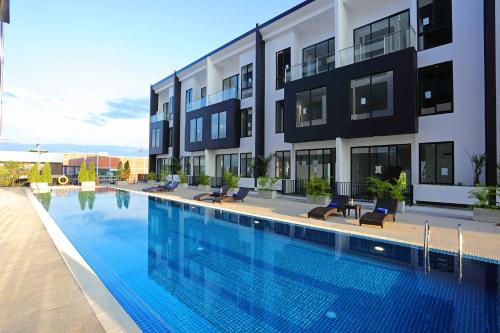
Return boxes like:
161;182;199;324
194;185;228;201
307;195;349;220
212;188;250;204
359;198;398;228
143;182;170;192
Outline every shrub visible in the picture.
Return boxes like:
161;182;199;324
171;158;181;175
123;161;131;180
28;163;42;183
41;163;52;183
160;169;169;181
147;171;156;181
469;186;499;209
367;176;391;199
253;154;274;178
257;176;280;191
0;161;26;186
87;162;96;181
77;162;88;183
224;170;240;191
198;172;210;186
305;177;331;200
388;173;407;202
469;153;486;185
116;161;124;181
178;170;187;183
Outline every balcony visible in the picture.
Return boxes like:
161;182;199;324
186;87;238;112
285;27;415;83
150;111;168;123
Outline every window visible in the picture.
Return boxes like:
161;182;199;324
295;149;335;180
185;88;193;111
168;96;174;120
241;64;253;99
183;156;191;175
275;100;284;133
216;154;238;179
211;112;227;139
419;142;453;184
240;108;252;138
351;144;411;184
190;117;203;143
157;157;172;175
353;11;409;62
418;0;452;50
222;74;239;99
168;128;173;147
240;153;253;177
276;47;291;89
419;61;453;116
151;128;160;148
275;151;291;179
201;87;207;107
302;37;335;77
296;87;327;127
193;156;205;176
162;102;169;115
351;71;393;120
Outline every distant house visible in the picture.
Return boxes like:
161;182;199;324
0;151;64;176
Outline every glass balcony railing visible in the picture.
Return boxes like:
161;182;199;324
150;111;168;123
339;27;416;67
186;87;238;112
285;27;416;83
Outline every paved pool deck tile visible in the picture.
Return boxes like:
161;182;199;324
117;184;500;262
0;187;105;333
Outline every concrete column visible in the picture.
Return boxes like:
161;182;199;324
204;149;215;177
335;137;349;182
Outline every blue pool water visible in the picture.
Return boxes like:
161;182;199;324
38;189;499;332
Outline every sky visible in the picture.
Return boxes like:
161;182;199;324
3;0;302;151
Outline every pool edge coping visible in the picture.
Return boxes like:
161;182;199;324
115;187;500;265
25;189;142;333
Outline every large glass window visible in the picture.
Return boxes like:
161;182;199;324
185;88;193;111
275;100;284;133
351;144;411;184
353;11;409;62
211;112;226;139
295;149;335;180
162;102;169;114
276;47;291;89
418;0;452;50
419;61;453;116
157;157;172;175
302;37;335;77
241;64;253;99
190;117;203;143
351;71;393;120
168;128;173;147
222;74;239;99
419;142;453;184
183;156;191;175
240;108;252;138
151;128;160;148
240;153;253;178
275;151;291;179
216;154;238;179
168;96;174;120
200;87;207;107
193;156;205;176
296;87;327;127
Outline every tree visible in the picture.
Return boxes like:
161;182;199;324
41;163;52;184
123;161;131;180
78;162;88;183
253;153;274;178
0;161;25;186
116;161;124;181
171;158;181;175
87;161;96;181
28;163;41;183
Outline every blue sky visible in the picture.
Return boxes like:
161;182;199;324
3;0;301;150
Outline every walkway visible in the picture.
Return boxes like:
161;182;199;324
0;187;105;333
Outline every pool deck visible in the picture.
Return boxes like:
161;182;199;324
0;187;105;332
117;184;500;262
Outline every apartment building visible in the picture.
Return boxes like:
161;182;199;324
149;0;498;205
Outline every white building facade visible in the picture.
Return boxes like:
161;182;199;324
149;0;498;206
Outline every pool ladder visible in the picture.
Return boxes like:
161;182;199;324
457;224;463;284
423;220;431;273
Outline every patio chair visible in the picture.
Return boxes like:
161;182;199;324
147;181;179;193
359;197;398;228
194;185;228;201
212;188;250;204
307;195;349;220
143;181;170;192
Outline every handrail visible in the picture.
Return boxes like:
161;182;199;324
186;87;238;112
423;220;431;273
457;224;463;283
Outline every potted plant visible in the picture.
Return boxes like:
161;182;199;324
305;176;331;205
147;171;157;184
28;162;50;193
79;161;96;191
388;173;407;212
470;186;500;223
197;172;211;192
223;170;240;195
257;176;280;199
469;152;486;185
367;176;391;202
178;170;188;188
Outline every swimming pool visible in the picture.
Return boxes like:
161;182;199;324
38;188;499;332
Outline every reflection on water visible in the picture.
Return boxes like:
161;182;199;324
36;192;51;211
116;190;130;209
77;191;96;211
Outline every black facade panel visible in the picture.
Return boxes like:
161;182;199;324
173;76;181;160
255;26;265;163
149;120;169;155
283;48;418;143
184;98;241;152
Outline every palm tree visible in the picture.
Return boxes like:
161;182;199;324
469;153;486;185
253;153;274;178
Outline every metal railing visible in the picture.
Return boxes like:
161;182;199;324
150;111;168;123
186;87;238;112
338;27;416;67
279;179;413;203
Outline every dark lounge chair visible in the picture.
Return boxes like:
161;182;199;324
143;181;170;192
194;185;228;201
359;198;398;228
212;187;250;203
148;181;179;193
307;195;349;220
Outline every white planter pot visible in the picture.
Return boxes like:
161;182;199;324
198;184;211;192
473;208;500;223
30;182;50;193
257;190;277;199
397;201;406;213
306;195;330;206
117;180;128;185
81;181;96;191
179;183;188;188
